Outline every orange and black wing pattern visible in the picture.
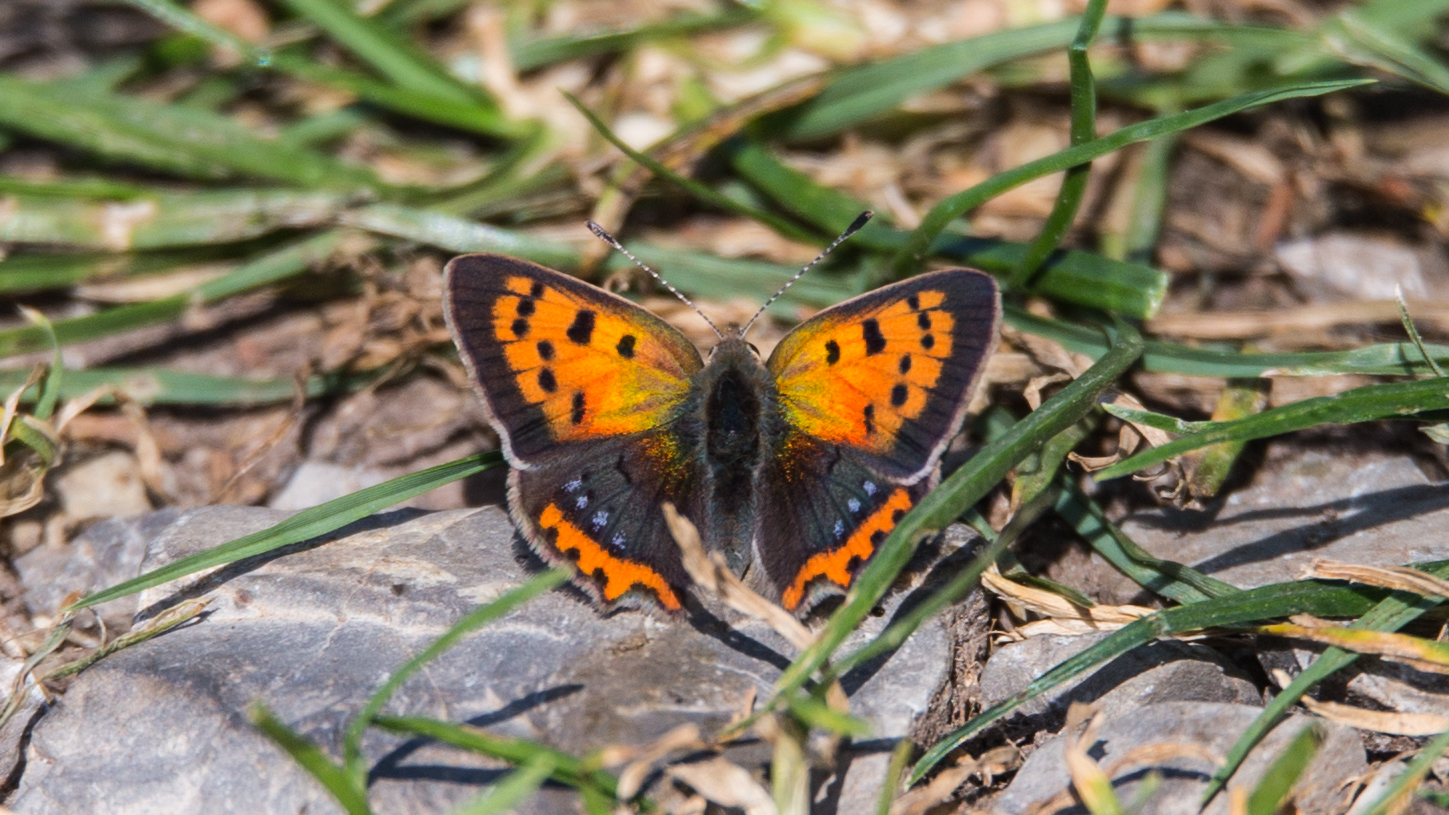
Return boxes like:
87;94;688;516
758;269;999;609
443;254;703;466
767;269;999;482
445;255;704;611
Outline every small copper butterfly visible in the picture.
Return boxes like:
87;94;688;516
443;218;1000;613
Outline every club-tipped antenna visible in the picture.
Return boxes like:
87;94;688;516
741;211;873;338
587;221;723;339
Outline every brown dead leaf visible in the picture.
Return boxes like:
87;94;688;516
1309;560;1449;601
982;565;1154;632
666;756;776;815
1299;696;1449;737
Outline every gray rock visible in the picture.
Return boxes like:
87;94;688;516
12;505;958;815
993;702;1365;815
978;632;1261;730
15;509;180;630
1264;644;1449;725
1102;445;1449;602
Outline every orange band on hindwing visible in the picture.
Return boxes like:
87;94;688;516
780;487;914;610
538;503;682;610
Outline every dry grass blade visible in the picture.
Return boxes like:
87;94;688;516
1258;618;1449;674
1146;300;1449;340
1061;704;1120;815
40;597;212;681
1309;560;1449;601
663;502;815;651
1297;696;1449;737
982;565;1154;632
889;745;1020;815
665;756;777;815
0;363;46;467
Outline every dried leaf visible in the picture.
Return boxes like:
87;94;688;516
663;502;815;651
666;756;776;815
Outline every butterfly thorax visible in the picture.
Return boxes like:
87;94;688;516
685;336;780;573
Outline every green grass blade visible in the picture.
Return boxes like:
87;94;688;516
449;755;556;815
769;320;1143;716
0;75;381;190
563;94;817;243
778;12;1297;141
727;141;1168;317
1053;482;1237;604
124;0;522;137
0;243;268;294
250;703;372;815
908;573;1418;782
1007;0;1107;290
1009;306;1449;377
0;367;369;408
1246;723;1322;815
275;0;488;106
0;231;345;358
70;452;502;610
338;205;577;269
342;569;570;782
372;715;620;797
512;9;756;71
1202;584;1447;803
888;78;1372;278
0;190;348;250
1096;376;1449;481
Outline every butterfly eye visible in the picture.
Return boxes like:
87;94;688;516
745;342;761;357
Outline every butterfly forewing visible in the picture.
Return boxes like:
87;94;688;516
766;269;1000;483
444;254;704;466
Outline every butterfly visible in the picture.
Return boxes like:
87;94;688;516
443;226;1000;614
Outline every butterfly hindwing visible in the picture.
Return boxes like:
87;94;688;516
766;269;1000;483
758;269;1000;609
755;433;931;610
444;254;704;466
510;429;698;611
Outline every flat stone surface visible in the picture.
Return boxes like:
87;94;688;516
12;505;957;815
993;702;1366;815
1100;445;1449;603
978;632;1261;730
15;509;180;630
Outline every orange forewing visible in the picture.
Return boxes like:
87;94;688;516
491;274;696;439
770;289;955;453
445;255;704;465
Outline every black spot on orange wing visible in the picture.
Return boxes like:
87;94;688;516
538;368;557;393
516;298;535;317
921;333;935;350
571;391;586;424
863;403;875;435
537;340;554;361
529;281;544;298
825;339;840;365
890;384;908;407
917;312;931;330
616;334;636;358
862;319;886;355
567;310;595;345
511;318;530;338
898;354;911;374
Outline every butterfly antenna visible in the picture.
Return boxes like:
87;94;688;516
741;211;873;338
587;221;723;339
